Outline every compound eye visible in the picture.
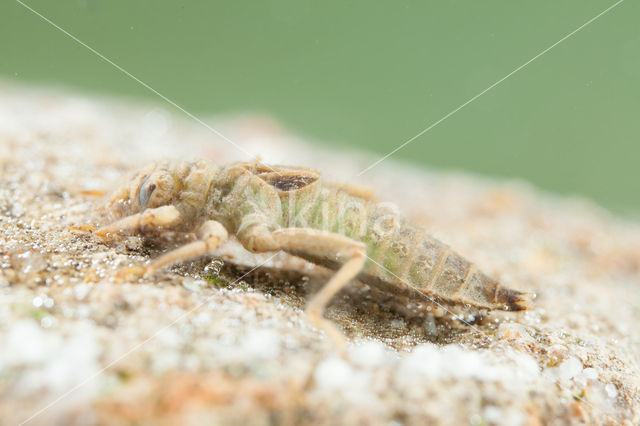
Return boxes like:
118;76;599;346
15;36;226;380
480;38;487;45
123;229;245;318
138;175;157;208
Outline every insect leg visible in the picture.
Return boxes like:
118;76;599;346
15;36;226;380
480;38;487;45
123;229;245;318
270;229;366;352
114;220;228;281
93;205;182;237
144;220;228;275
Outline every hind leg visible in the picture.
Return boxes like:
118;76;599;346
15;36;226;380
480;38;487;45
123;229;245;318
240;227;366;352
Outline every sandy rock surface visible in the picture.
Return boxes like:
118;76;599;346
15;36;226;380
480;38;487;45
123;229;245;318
1;83;640;425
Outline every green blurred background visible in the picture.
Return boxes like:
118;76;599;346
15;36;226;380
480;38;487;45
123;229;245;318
1;1;638;213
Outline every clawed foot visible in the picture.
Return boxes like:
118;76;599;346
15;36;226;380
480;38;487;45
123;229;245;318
113;265;151;282
69;224;117;239
69;224;99;234
307;309;348;359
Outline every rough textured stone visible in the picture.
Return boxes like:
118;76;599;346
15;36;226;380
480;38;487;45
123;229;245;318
1;83;639;425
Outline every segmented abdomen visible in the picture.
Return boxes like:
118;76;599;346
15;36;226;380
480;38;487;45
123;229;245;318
359;204;529;311
282;185;529;311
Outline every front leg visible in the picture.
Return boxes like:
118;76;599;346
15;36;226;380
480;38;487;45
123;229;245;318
239;227;366;352
112;219;228;281
145;220;228;275
76;206;227;279
74;205;183;238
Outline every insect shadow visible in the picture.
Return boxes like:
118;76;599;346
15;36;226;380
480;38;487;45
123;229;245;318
174;256;498;351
